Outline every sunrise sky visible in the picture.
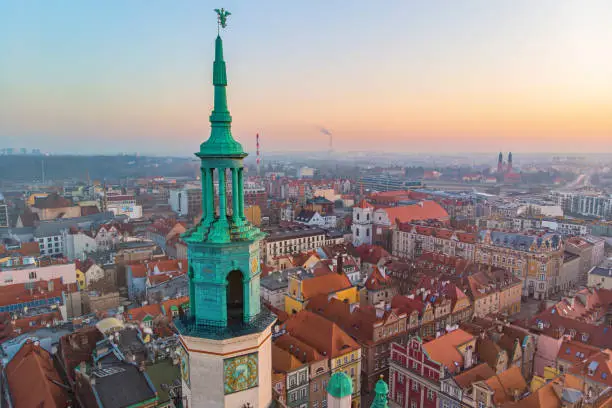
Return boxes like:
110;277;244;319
1;0;611;155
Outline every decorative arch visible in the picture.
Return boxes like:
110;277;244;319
226;269;244;324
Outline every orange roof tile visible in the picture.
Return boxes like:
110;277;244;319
301;273;352;299
284;311;360;358
365;266;394;291
483;366;528;405
6;340;70;408
275;333;325;362
453;363;495;389
272;344;306;372
130;264;147;278
127;304;163;322
422;329;474;374
382;201;449;223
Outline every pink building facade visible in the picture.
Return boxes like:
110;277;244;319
1;262;77;287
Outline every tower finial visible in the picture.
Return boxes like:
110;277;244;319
214;8;231;34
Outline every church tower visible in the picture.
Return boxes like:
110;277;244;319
176;9;276;408
507;151;513;173
352;199;373;247
497;152;503;174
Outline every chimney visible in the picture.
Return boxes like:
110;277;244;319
464;345;473;370
513;388;520;401
336;254;343;274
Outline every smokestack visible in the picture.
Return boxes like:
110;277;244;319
336;254;343;274
256;133;261;177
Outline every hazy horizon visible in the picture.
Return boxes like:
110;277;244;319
2;1;611;155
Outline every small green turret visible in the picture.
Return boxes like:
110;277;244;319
371;375;389;408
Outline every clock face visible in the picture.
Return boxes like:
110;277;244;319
223;353;258;395
179;344;190;388
251;257;258;274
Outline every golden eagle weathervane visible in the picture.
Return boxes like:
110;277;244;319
215;8;231;33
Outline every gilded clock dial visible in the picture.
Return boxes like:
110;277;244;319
223;353;258;394
179;345;190;388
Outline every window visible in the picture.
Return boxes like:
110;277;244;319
313;383;318;392
398;374;404;384
427;389;434;400
28;271;37;280
411;401;417;408
478;402;485;408
412;381;419;392
412;360;418;370
443;401;449;408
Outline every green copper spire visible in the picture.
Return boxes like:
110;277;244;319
177;10;269;331
198;17;245;158
371;376;389;408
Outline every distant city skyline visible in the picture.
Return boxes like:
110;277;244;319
1;1;611;155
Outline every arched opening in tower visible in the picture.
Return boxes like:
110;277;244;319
226;270;244;324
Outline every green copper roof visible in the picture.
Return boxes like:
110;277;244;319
327;372;353;398
199;35;245;158
371;377;389;408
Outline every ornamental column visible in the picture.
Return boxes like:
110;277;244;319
218;168;227;218
231;168;240;222
238;167;245;218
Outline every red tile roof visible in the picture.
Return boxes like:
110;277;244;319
382;200;449;224
354;199;374;209
284;310;360;358
6;340;71;408
127;304;163;322
306;296;406;345
80;205;100;216
0;278;68;307
483;366;528;405
422;329;475;374
352;244;391;265
300;273;352;299
365;266;394;291
32;193;73;209
569;349;612;388
13;310;62;334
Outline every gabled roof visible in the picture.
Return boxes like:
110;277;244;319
453;363;495;389
365;266;394;291
569;349;612;387
32;193;72;209
379;201;449;223
482;366;528;405
351;244;390;265
477;337;505;370
127;304;163;323
307;296;406;345
300;273;352;299
422;329;475;374
6;340;71;408
284;310;360;358
272;344;305;373
275;333;325;362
